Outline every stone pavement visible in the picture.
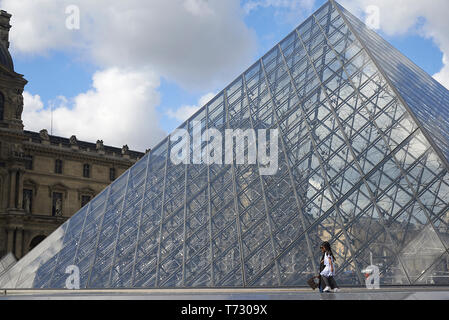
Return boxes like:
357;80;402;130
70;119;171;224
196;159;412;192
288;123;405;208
1;287;449;300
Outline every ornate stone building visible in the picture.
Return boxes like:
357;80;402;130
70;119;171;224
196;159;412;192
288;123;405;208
0;10;145;260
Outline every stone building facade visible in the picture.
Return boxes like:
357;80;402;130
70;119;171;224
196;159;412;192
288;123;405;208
0;10;145;260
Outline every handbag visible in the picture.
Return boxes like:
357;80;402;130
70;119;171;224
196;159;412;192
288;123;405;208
307;276;320;290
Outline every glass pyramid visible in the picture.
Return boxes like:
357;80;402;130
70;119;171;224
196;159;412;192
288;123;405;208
1;0;449;289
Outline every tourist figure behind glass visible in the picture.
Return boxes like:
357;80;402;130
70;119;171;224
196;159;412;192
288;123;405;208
320;242;340;293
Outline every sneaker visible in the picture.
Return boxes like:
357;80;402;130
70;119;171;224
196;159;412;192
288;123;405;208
333;288;340;293
323;286;331;292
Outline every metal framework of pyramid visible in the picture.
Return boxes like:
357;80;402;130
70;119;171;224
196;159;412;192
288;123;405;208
1;0;449;289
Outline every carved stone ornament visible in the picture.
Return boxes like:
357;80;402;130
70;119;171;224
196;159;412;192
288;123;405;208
6;88;24;119
39;129;50;141
11;143;24;154
70;135;78;145
14;90;23;119
122;144;129;155
96;140;104;151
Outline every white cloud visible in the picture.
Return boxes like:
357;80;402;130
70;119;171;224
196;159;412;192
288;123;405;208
22;68;166;151
166;92;216;122
0;0;76;54
2;0;257;90
22;91;44;114
434;54;449;88
183;0;215;16
1;0;260;150
340;0;449;89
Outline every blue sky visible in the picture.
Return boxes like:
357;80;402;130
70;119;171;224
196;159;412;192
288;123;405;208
5;0;448;151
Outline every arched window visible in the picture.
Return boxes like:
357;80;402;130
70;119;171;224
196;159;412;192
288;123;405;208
29;235;46;251
81;195;91;208
0;92;4;121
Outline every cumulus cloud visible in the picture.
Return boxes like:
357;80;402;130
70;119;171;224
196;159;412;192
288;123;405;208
2;0;257;90
1;0;259;150
434;55;449;88
166;92;216;122
340;0;449;89
22;91;44;115
22;68;165;151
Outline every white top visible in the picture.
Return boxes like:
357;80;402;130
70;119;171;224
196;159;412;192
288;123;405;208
320;252;335;277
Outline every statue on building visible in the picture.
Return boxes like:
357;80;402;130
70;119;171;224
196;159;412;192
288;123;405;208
70;135;78;146
39;129;50;141
5;88;24;120
122;144;129;155
10;143;24;157
96;140;104;151
14;90;23;119
23;191;31;214
55;198;62;216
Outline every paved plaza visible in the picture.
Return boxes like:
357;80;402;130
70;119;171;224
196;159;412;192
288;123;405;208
1;287;449;300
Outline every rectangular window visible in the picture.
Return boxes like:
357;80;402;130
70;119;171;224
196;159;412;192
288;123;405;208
25;156;33;170
110;168;116;181
55;159;63;174
81;195;91;208
83;164;90;178
52;192;63;216
23;189;33;213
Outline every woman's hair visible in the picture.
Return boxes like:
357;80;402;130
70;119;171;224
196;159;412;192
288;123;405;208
321;241;336;261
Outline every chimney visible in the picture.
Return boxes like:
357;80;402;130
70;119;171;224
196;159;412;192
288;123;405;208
0;10;11;49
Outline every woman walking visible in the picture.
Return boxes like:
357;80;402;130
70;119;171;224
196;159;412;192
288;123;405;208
320;242;340;293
